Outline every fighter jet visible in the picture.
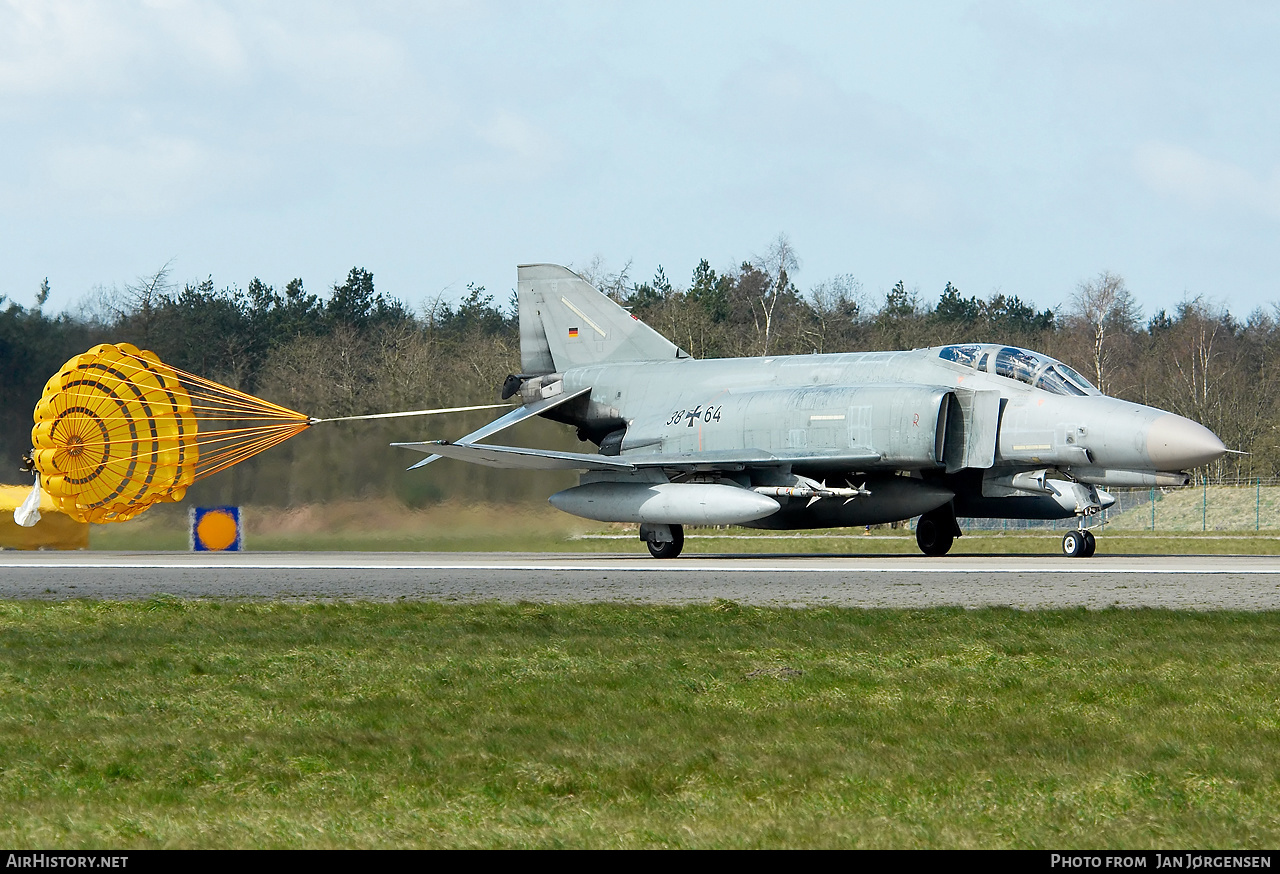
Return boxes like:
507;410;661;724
396;264;1228;558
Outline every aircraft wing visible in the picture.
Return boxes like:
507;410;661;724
400;386;592;470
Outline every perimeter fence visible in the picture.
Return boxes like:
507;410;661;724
957;477;1280;533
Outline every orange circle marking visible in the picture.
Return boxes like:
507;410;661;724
196;510;239;551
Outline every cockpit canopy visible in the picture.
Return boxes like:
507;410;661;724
937;344;1100;396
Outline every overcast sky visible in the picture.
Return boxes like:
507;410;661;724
3;1;1278;322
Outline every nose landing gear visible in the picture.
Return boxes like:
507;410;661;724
1062;528;1096;558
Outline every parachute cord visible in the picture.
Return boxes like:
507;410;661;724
196;425;308;480
39;346;518;521
308;403;512;424
116;350;307;420
113;348;511;426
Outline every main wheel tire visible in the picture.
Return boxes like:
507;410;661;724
1081;529;1096;557
646;524;685;559
1062;530;1086;558
916;516;955;556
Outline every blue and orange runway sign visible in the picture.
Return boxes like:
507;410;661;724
190;506;243;551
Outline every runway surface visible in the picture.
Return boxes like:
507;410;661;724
3;551;1280;608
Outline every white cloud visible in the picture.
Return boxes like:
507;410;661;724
144;0;250;81
479;111;558;165
453;110;562;184
704;52;964;227
42;135;264;216
1134;141;1280;219
0;1;418;99
0;0;143;95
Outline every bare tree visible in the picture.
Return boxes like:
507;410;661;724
1067;270;1139;395
750;234;801;356
808;273;865;352
573;255;633;303
1170;296;1221;411
85;260;178;345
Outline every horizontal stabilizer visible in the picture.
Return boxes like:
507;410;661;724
396;439;885;473
396;441;637;471
399;387;591;470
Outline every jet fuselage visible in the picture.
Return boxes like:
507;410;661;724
399;263;1229;554
553;347;1220;488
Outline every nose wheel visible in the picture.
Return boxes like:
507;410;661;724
1062;528;1096;558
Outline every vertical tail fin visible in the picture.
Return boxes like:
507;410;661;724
517;263;688;373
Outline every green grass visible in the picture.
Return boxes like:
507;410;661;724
2;601;1279;848
90;528;1280;555
1106;485;1280;532
580;529;1280;555
87;501;594;553
83;498;1280;554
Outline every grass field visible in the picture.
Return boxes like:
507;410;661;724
83;498;1280;554
2;600;1279;848
1105;485;1280;532
85;501;590;552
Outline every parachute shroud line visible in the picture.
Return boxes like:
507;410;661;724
27;342;507;525
309;404;509;424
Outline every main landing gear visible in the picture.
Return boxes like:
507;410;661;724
641;523;685;559
1062;528;1096;558
916;505;962;556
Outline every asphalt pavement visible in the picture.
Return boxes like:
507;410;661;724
2;551;1279;609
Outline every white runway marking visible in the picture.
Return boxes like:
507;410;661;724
3;553;1279;608
2;561;1280;574
3;553;1279;574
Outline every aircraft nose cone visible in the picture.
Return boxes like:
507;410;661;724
1146;414;1227;470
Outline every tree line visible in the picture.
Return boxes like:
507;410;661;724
2;237;1277;508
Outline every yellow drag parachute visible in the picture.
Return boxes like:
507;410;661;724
31;343;308;524
24;342;509;526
